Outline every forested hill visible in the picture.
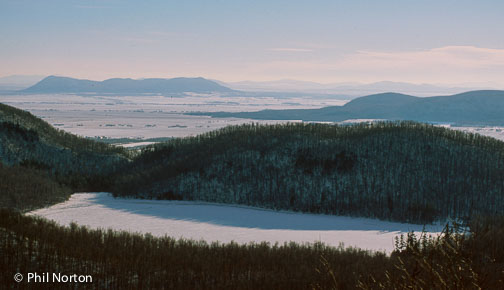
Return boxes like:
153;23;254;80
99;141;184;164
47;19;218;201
0;102;131;210
0;103;125;154
22;76;233;94
0;103;129;174
113;122;504;224
192;90;504;126
0;103;129;209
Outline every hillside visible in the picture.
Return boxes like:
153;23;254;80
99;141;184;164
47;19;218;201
22;76;234;94
0;103;129;210
194;90;504;126
0;163;71;211
0;103;128;172
113;122;504;224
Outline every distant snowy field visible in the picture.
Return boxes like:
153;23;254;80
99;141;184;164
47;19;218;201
29;193;443;253
0;94;344;139
451;126;504;141
2;93;504;142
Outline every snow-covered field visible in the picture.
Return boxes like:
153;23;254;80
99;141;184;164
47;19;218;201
0;94;344;139
29;193;443;253
451;126;504;141
2;94;504;142
2;93;504;142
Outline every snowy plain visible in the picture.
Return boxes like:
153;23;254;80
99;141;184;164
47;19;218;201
0;94;343;139
2;93;503;142
29;193;444;253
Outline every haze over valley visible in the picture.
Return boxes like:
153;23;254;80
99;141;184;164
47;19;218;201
2;76;504;144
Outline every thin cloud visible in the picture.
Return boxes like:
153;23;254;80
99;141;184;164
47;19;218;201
268;48;313;52
347;46;504;68
246;46;504;84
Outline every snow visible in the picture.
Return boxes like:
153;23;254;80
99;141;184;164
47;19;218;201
29;192;443;253
450;126;504;142
0;93;335;139
2;93;504;141
119;141;157;148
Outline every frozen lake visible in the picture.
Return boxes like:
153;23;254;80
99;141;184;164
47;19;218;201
29;193;443;253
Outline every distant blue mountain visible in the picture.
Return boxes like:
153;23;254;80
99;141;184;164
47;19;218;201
193;90;504;126
22;76;233;94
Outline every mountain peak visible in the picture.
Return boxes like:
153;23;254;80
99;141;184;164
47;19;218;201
22;76;233;94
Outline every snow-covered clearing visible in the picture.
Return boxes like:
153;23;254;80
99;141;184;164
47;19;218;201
29;192;443;253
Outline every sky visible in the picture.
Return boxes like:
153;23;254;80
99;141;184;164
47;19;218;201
1;0;504;85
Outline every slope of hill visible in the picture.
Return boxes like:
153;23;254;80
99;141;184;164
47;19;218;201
0;103;129;210
0;102;127;158
112;122;504;224
22;76;233;94
194;90;504;125
0;163;71;211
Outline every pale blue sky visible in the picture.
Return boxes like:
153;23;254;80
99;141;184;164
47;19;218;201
2;0;504;84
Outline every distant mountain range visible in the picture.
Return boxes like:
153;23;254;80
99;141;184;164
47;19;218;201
1;74;499;96
192;90;504;126
219;79;496;97
21;76;233;94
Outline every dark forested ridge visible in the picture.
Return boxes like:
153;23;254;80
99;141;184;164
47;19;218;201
192;90;504;126
113;122;504;224
0;103;129;210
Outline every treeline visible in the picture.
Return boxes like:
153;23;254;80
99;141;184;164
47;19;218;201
1;209;503;289
113;122;504;224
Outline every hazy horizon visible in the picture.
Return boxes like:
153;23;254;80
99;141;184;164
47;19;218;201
2;1;504;86
0;74;501;89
